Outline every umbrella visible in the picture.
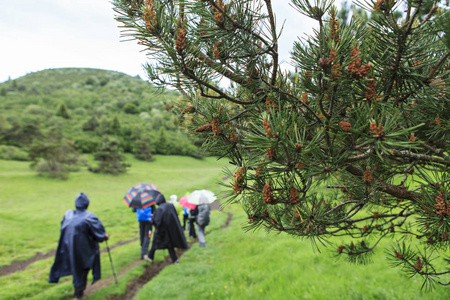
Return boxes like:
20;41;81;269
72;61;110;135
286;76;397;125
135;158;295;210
123;183;160;208
187;189;216;205
179;196;197;210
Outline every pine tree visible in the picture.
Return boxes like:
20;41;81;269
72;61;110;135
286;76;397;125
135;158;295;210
134;134;153;161
90;136;129;174
82;115;100;131
55;103;70;119
111;116;122;135
113;0;450;288
155;127;169;154
97;117;112;135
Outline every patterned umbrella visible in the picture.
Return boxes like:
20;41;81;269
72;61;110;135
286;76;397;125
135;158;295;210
123;183;159;208
179;196;197;210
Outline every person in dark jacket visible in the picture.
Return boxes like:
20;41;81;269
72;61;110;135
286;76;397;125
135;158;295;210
188;207;197;238
145;193;187;264
49;193;108;300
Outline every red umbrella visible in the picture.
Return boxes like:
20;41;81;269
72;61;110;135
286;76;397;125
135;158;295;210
179;196;196;210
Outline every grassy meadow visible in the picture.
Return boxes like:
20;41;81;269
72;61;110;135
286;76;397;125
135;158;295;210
0;155;449;299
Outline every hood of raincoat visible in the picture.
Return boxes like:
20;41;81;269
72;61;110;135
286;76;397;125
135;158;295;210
155;193;166;206
75;193;90;210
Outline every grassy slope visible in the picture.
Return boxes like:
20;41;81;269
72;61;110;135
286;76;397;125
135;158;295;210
1;157;449;299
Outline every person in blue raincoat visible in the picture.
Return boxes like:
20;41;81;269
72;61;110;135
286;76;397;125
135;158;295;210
136;205;154;260
49;193;108;300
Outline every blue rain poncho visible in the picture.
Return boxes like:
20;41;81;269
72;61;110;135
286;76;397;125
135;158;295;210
49;193;107;287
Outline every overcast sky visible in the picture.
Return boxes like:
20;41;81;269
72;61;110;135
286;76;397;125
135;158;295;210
0;0;329;83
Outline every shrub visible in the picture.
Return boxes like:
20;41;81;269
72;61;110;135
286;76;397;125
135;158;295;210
0;145;29;161
74;136;100;153
123;103;140;114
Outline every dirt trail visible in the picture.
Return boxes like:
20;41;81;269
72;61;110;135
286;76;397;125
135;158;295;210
99;211;232;300
0;251;56;277
0;200;232;300
0;238;138;277
100;241;196;300
0;199;226;277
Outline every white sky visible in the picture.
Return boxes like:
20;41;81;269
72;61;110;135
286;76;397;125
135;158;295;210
0;0;336;83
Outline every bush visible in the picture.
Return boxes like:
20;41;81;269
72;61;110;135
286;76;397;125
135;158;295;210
34;160;68;180
85;76;97;85
25;105;49;116
0;145;29;161
74;137;100;153
99;77;109;87
123;103;139;114
29;139;81;180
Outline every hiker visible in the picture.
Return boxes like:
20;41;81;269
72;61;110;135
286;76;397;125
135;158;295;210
182;207;189;230
193;203;211;247
188;208;197;238
170;194;177;203
49;193;109;300
136;205;154;260
144;193;187;264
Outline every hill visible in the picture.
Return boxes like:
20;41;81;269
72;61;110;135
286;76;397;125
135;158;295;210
0;68;202;166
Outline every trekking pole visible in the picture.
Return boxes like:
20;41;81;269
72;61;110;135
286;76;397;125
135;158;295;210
105;240;118;284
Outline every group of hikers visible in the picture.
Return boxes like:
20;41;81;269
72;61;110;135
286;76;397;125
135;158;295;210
48;191;211;300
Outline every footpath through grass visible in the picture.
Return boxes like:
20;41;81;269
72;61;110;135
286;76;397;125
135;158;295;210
1;155;449;299
0;154;225;267
0;154;225;299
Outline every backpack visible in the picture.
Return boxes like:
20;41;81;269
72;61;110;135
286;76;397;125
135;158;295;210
196;204;210;227
136;206;152;222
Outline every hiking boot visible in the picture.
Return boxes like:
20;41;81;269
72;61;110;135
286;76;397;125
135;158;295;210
174;260;180;265
143;255;153;263
200;243;206;247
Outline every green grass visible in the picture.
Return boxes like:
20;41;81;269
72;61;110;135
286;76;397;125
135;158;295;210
0;154;225;266
134;206;449;300
0;154;226;299
1;156;449;299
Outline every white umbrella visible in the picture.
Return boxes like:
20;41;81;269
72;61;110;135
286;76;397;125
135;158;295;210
187;189;216;205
